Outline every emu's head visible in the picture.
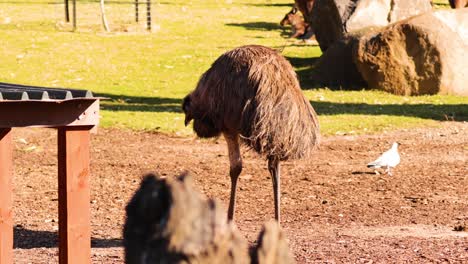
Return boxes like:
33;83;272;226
182;94;193;126
182;94;221;138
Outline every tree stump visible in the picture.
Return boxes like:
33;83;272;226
123;173;296;264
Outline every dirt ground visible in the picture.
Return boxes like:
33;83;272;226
10;122;468;263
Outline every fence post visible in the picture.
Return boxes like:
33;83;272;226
58;127;92;264
146;0;151;31
72;0;77;30
64;0;70;22
135;0;139;22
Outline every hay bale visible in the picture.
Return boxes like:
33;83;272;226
311;0;432;51
123;173;249;264
354;9;468;95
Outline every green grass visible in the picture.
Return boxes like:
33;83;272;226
432;0;452;8
0;0;466;136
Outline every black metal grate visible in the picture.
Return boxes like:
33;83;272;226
0;82;94;101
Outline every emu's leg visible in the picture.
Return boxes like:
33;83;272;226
268;156;281;222
224;133;242;221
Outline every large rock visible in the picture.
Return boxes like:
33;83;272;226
310;33;368;88
123;172;296;264
311;0;432;51
354;9;468;96
388;0;433;23
346;0;392;32
309;0;354;51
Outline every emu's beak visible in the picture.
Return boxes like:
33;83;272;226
184;115;193;126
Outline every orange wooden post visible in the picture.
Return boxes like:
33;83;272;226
0;128;13;264
1;83;100;262
57;126;92;264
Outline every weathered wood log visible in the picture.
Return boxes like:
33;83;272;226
252;221;295;264
124;173;296;264
123;173;248;263
354;9;468;95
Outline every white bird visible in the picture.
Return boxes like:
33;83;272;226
367;142;401;176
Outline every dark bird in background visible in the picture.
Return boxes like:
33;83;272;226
183;45;320;222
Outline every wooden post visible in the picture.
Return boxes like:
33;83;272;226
72;0;77;30
65;0;70;22
146;0;151;31
0;128;13;264
57;127;92;264
135;0;139;22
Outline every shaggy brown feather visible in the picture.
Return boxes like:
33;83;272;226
183;45;319;160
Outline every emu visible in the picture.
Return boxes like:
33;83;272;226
182;45;320;222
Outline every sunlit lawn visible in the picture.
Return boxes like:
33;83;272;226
0;0;466;135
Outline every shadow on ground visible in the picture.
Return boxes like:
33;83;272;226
351;171;379;175
226;22;283;32
285;55;322;89
311;101;468;121
96;92;467;122
226;21;293;39
14;226;122;249
245;3;293;7
96;93;183;113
